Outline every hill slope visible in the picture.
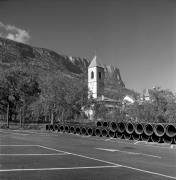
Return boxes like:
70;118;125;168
0;37;136;99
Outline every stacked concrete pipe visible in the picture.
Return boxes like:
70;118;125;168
110;121;118;132
151;123;165;143
95;127;102;137
81;127;87;136
87;127;95;136
45;122;176;144
163;124;176;144
70;126;75;134
132;123;143;141
142;123;153;142
108;130;116;138
101;128;109;137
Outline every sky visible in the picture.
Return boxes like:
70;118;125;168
0;0;176;93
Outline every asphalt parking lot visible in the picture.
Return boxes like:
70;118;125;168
0;129;176;180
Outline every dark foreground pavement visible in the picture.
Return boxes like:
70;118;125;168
0;129;176;180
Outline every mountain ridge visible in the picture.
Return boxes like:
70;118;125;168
0;37;137;99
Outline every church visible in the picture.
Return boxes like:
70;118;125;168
85;56;121;119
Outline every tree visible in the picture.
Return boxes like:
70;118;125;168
0;67;41;126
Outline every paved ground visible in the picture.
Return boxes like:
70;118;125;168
0;129;176;180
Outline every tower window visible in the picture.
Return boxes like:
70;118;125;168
99;72;101;79
91;71;94;79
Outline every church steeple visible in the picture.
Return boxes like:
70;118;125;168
88;56;104;99
88;55;103;68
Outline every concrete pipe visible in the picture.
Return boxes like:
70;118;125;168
75;127;81;134
125;122;135;135
141;133;150;141
87;127;94;136
81;127;87;136
151;133;160;143
109;122;118;132
64;125;70;133
95;128;102;137
59;125;64;132
118;122;126;133
70;126;75;134
96;121;102;127
134;123;144;135
57;125;60;132
54;124;58;131
116;132;123;139
154;124;165;137
124;131;131;140
108;130;116;138
163;134;173;144
45;124;50;130
166;124;176;138
132;132;141;141
102;128;109;137
144;123;153;136
102;121;109;128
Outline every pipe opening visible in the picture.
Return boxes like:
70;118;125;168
102;129;108;137
118;122;125;133
110;122;117;132
96;121;102;127
81;127;87;135
87;128;93;136
132;132;140;141
141;133;150;141
103;121;109;127
166;125;176;137
76;127;81;134
109;130;115;138
60;125;64;132
144;124;153;136
135;124;143;134
155;124;165;137
151;134;160;143
95;128;101;137
126;123;134;134
70;126;75;134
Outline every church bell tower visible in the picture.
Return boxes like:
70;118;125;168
88;56;104;99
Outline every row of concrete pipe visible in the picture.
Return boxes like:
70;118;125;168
46;121;176;144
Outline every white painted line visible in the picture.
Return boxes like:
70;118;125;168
96;148;161;158
0;145;38;146
38;145;175;179
39;145;121;166
0;153;67;156
0;165;119;172
38;145;71;155
0;130;29;136
122;165;176;180
96;148;118;152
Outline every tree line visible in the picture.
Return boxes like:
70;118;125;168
0;67;176;126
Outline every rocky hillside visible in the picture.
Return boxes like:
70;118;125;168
0;37;136;99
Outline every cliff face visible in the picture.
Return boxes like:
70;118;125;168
0;37;125;89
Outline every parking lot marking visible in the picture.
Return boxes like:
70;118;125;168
38;145;71;155
39;145;174;179
0;145;37;146
0;153;68;156
38;145;122;167
122;165;176;180
0;165;119;172
96;148;117;152
96;148;161;158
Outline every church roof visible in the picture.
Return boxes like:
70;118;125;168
88;55;103;68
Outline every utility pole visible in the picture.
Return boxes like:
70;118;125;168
6;102;9;128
